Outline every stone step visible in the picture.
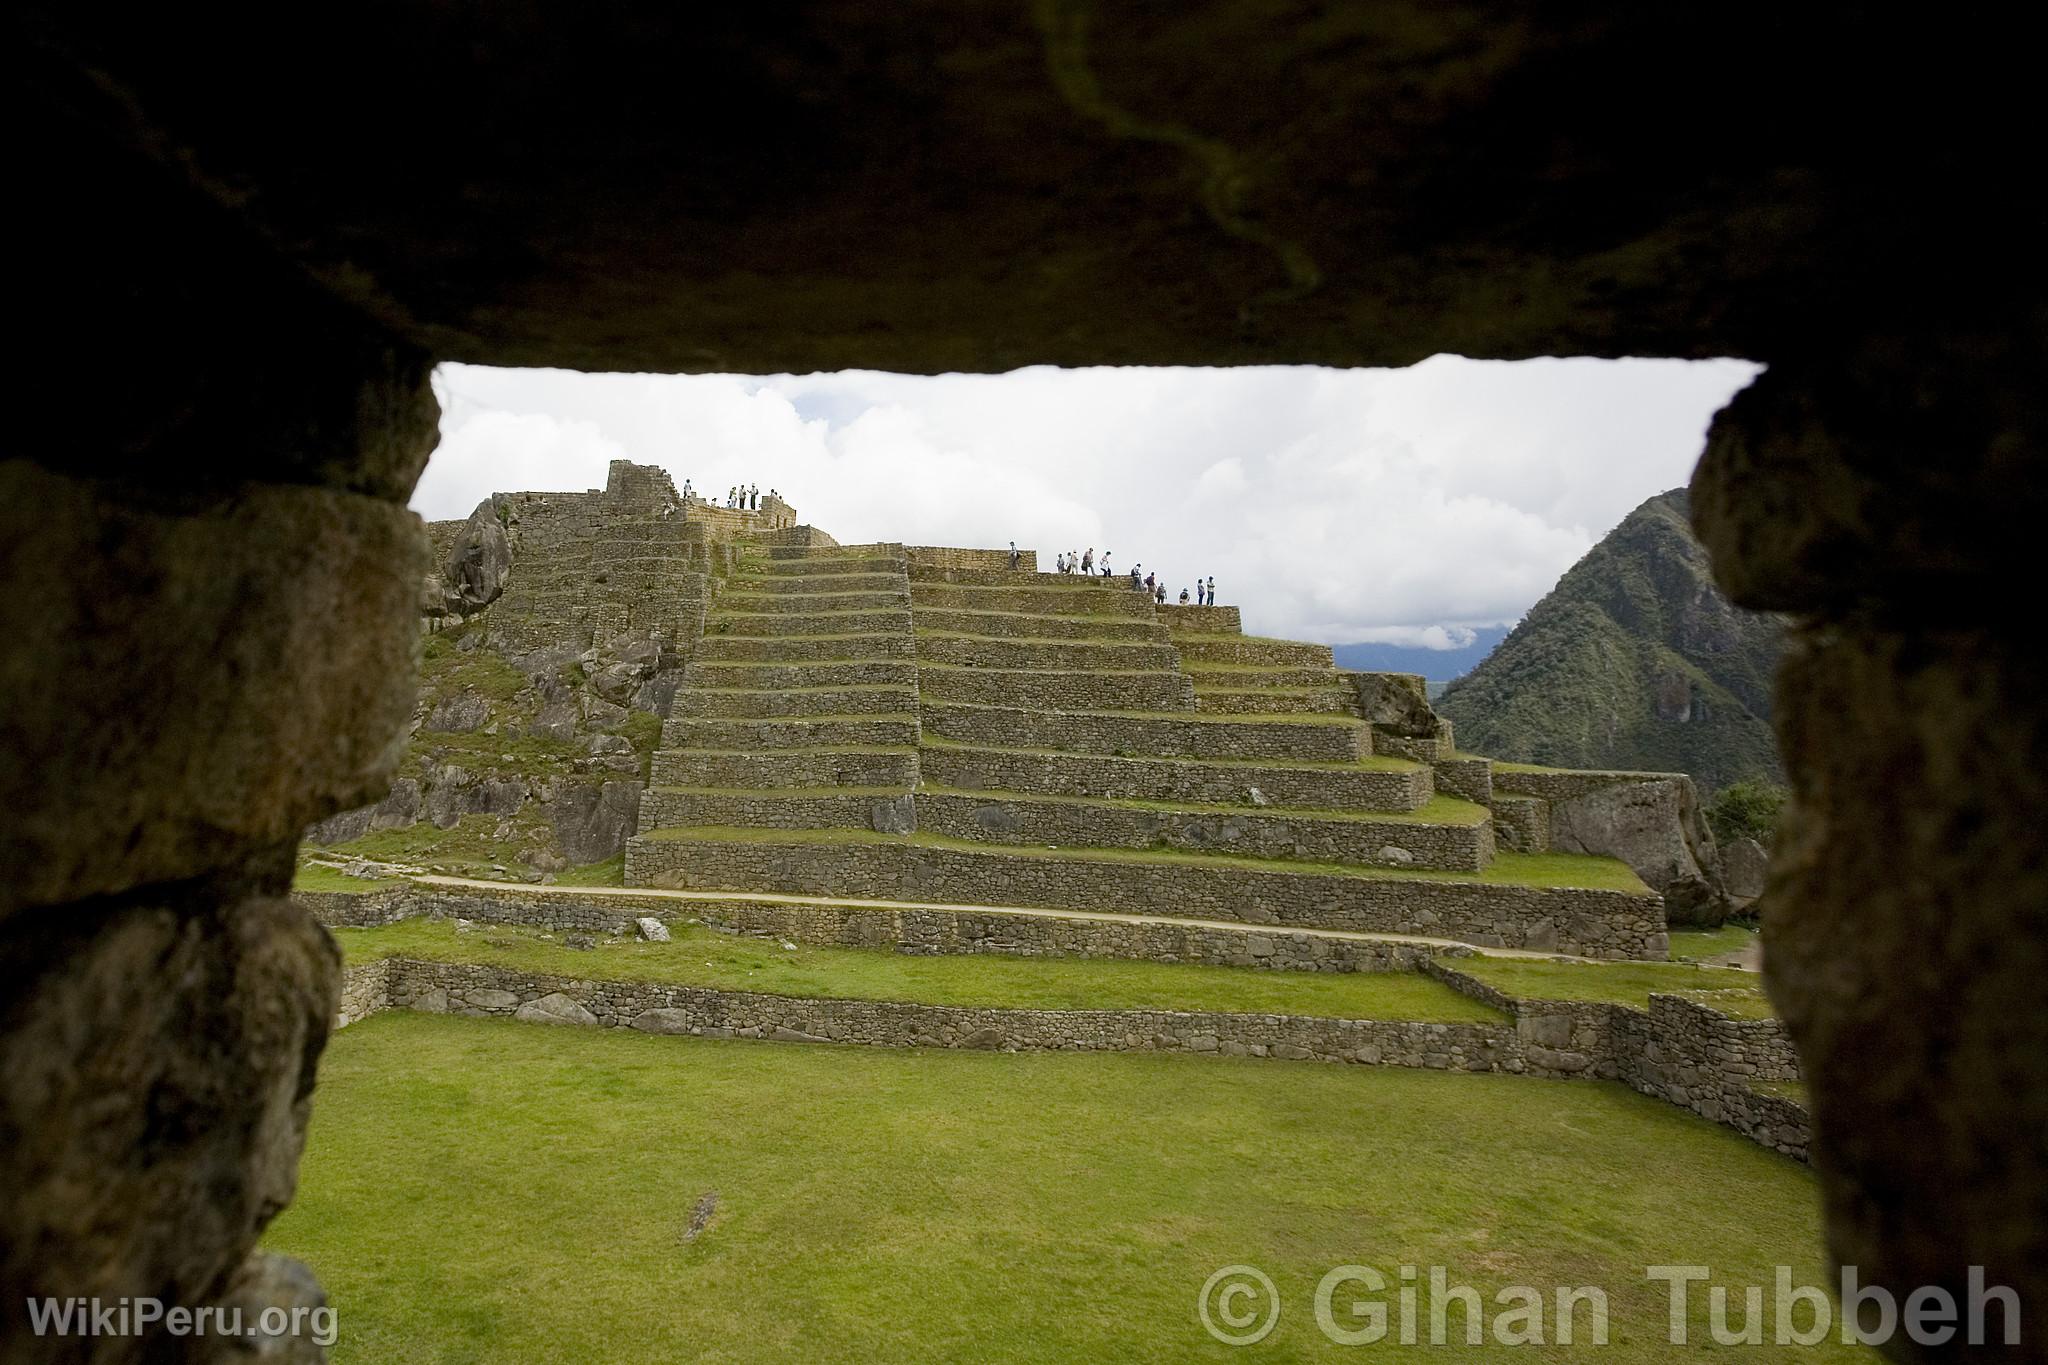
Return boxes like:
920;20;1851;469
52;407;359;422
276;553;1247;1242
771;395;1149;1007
704;608;913;637
1176;635;1337;667
682;660;920;690
671;684;920;719
638;787;916;836
650;745;920;790
1185;665;1341;688
757;541;904;562
716;588;909;614
623;830;1664;959
921;700;1367;762
662;714;920;749
908;583;1156;617
908;565;1095;587
918;664;1196;712
1193;687;1359;716
917;788;1489;872
726;572;907;595
909;607;1170;643
919;738;1431;811
694;633;918;663
915;633;1181;671
744;555;907;576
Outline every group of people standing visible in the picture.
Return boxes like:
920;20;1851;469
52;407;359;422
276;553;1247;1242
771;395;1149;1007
1046;546;1216;607
725;484;766;510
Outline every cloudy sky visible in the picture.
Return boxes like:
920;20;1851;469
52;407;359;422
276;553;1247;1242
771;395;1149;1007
418;359;1758;647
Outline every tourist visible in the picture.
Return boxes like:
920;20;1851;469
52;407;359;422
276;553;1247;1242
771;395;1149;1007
1206;575;1216;606
681;478;692;500
1156;582;1167;604
1009;540;1020;570
1144;571;1155;593
751;484;760;509
1179;587;1191;604
1081;548;1093;574
1100;551;1112;577
1055;552;1066;574
1131;563;1143;588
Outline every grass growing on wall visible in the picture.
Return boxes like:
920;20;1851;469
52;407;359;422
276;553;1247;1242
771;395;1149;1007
331;920;1503;1022
268;1013;1858;1364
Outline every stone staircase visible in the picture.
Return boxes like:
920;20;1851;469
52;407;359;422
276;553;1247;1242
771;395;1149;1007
637;541;921;834
623;546;1700;958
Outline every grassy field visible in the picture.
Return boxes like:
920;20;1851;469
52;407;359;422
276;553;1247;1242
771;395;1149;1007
1669;922;1761;961
269;1014;1859;1363
1448;957;1775;1019
333;920;1502;1021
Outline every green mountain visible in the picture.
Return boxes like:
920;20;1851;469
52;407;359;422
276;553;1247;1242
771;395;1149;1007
1437;490;1785;792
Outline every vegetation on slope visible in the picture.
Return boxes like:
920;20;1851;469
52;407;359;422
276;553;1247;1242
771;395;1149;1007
1438;490;1785;791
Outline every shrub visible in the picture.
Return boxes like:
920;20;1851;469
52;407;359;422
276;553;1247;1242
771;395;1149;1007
1706;778;1788;846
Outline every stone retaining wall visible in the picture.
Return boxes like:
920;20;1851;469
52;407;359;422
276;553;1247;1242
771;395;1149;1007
695;633;917;662
304;885;1432;973
624;835;1667;958
910;609;1167;642
920;741;1431;810
914;634;1180;671
672;684;916;719
905;547;1037;572
914;790;1490;872
1175;637;1335;667
638;789;912;834
650;747;919;789
747;524;837;548
662;716;919;749
681;660;919;690
1424;961;1808;1158
705;607;910;637
921;702;1366;762
345;958;1526;1070
1157;604;1242;633
909;583;1153;616
715;588;908;614
918;665;1195;712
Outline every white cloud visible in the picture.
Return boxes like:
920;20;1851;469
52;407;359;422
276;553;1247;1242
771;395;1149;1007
417;358;1758;643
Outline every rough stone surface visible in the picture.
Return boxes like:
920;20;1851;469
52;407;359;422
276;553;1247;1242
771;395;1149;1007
548;781;642;867
1546;776;1729;926
0;880;339;1360
0;462;428;919
440;496;516;616
1721;837;1769;903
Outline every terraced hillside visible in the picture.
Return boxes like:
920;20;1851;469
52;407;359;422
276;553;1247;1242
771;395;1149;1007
628;535;1665;960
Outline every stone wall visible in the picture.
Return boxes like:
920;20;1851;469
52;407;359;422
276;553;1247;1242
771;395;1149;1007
914;635;1180;671
921;702;1367;762
351;957;1527;1070
624;834;1668;958
914;791;1491;872
1425;961;1808;1159
921;740;1431;810
336;956;391;1027
302;884;1434;973
1157;604;1242;633
917;664;1194;712
906;546;1038;571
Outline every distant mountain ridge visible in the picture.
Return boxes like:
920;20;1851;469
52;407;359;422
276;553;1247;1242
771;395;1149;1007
1437;490;1785;791
1332;626;1511;681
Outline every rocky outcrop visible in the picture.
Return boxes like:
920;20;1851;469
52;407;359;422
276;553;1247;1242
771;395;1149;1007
439;496;515;617
1547;776;1729;926
549;781;641;866
1721;837;1769;903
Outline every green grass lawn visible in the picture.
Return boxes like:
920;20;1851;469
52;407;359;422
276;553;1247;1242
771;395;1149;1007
334;920;1501;1022
1668;922;1761;961
268;1013;1860;1363
1450;957;1776;1019
293;864;403;894
635;825;1650;893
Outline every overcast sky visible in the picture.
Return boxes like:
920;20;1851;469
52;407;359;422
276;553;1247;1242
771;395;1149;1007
418;359;1758;647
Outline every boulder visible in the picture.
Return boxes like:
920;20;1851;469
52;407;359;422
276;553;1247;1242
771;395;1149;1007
440;497;515;614
1347;671;1440;738
1548;776;1732;925
514;993;598;1027
629;1008;695;1034
423;690;493;734
549;780;641;865
871;794;918;834
636;917;670;943
1722;836;1770;902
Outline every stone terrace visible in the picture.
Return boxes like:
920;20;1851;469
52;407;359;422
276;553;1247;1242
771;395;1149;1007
629;535;1666;959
